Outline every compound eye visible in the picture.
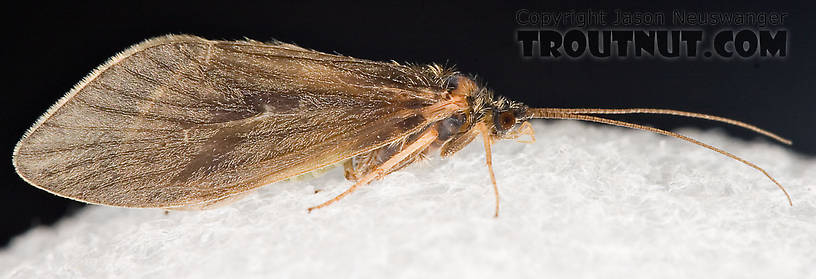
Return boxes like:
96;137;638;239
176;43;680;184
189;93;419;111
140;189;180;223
498;111;516;131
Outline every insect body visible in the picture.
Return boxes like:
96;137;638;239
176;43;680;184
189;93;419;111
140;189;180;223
12;35;792;216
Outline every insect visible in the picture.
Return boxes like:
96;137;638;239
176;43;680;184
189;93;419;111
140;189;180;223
12;35;792;217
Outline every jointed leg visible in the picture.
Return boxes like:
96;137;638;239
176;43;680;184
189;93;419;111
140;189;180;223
308;128;440;212
513;121;536;143
476;122;501;218
343;159;359;181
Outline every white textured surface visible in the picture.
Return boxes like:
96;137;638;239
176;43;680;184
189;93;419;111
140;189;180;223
2;121;815;278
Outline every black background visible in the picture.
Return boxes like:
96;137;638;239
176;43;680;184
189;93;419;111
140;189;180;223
2;1;813;247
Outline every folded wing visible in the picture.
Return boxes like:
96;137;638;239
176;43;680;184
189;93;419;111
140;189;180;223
13;35;445;208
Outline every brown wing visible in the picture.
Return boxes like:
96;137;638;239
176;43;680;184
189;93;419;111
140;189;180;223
13;35;447;208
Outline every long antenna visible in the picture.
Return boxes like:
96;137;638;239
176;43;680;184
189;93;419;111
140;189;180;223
527;108;793;206
535;108;791;145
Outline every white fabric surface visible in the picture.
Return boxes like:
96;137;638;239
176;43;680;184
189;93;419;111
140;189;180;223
2;121;815;278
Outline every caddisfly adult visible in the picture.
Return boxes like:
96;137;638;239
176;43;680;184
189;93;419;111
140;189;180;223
12;35;792;217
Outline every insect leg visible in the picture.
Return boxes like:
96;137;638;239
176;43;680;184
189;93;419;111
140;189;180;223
512;121;536;143
343;159;359;181
307;128;440;212
439;126;479;157
476;122;501;218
